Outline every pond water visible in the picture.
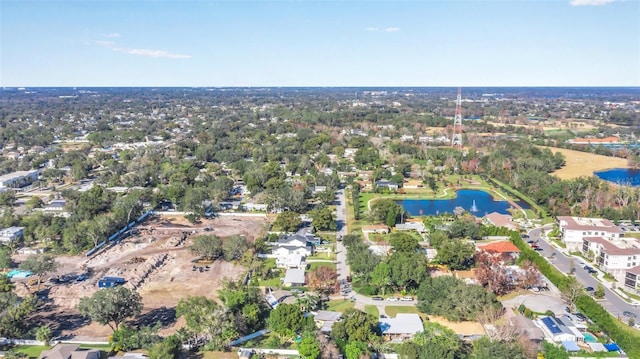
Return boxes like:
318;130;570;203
595;168;640;186
396;189;528;217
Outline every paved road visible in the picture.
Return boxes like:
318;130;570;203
530;227;640;320
335;187;349;282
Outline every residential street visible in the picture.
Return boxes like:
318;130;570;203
530;227;640;320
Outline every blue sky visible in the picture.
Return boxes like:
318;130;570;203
1;0;639;86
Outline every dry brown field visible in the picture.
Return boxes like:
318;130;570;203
545;146;629;179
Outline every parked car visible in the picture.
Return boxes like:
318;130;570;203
372;296;383;301
585;286;594;291
623;311;638;318
401;297;414;301
386;297;399;302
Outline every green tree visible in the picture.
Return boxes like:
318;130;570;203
594;284;605;299
331;308;380;343
471;337;529;359
0;246;13;270
18;253;58;290
345;341;369;359
176;296;235;349
273;211;302;232
190;235;223;260
222;235;249;261
268;303;303;339
542;341;570;359
368;199;403;226
434;239;475;270
389;232;420;253
77;286;143;332
370;263;392;295
35;325;52;344
309;206;336;231
298;336;321;359
148;335;181;359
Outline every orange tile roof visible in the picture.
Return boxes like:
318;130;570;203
478;241;520;254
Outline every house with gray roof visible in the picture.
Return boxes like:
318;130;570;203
378;313;424;341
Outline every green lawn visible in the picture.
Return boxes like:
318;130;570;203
325;299;354;312
258;277;282;287
308;262;336;271
365;305;379;318
385;306;419;317
14;345;51;359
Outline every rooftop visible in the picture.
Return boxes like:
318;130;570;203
478;241;520;254
583;236;640;256
379;313;424;335
283;268;306;284
558;216;622;233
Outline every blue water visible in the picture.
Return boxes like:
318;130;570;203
595;168;640;186
583;332;598;343
396;189;528;216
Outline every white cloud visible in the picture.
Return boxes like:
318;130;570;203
113;47;191;59
95;40;115;47
365;26;400;32
105;33;121;38
570;0;614;5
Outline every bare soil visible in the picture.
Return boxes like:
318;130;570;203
15;214;268;340
545;146;629;180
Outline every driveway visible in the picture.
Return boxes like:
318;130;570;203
502;293;567;315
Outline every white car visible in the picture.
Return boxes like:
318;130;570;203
386;297;399;302
400;297;414;301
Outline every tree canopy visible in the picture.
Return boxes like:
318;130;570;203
77;286;143;332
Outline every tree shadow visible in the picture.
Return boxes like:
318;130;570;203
130;306;177;328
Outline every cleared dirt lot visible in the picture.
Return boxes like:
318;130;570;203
15;214;268;340
502;293;566;315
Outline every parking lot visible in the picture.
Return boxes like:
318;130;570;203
502;293;567;315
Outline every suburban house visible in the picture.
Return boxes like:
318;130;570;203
282;268;306;287
241;202;268;212
39;344;100;359
314;310;342;333
361;225;390;235
378;313;424;341
265;289;295;309
395;220;426;233
536;316;584;346
375;179;399;191
0;226;24;243
273;234;314;268
484;212;518;231
582;236;640;283
558;216;623;252
477;241;521;264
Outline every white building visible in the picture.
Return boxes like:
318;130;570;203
378;314;424;341
282;268;306;287
0;170;39;189
0;227;24;243
558;216;623;252
582;236;640;283
537;316;584;343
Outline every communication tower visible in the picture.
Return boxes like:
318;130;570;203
451;87;463;149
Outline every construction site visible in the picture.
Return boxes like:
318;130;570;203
13;213;269;340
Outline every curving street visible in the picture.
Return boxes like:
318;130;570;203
530;226;640;320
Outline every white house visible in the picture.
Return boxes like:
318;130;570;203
536;316;584;343
378;314;424;341
582;236;640;283
558;216;623;252
273;235;313;268
0;227;24;243
282;268;306;287
484;212;518;231
395;222;426;233
241;203;268;212
375;180;399;191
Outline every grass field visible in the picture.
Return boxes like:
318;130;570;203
545;146;629;180
385;305;420;317
365;305;379;318
308;262;336;271
325;299;354;312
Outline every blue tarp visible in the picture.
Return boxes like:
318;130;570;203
561;341;580;352
604;343;620;352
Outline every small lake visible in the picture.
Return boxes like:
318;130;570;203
396;189;528;216
595;168;640;186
